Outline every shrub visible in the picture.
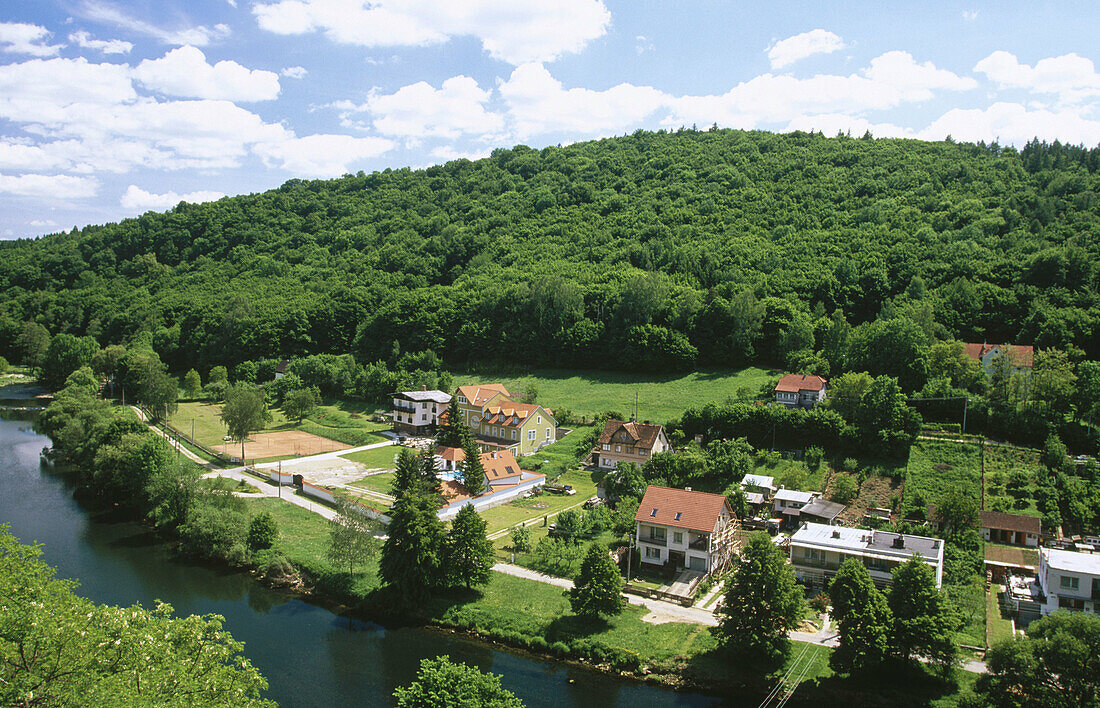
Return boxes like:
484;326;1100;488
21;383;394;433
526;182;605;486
510;524;532;552
248;511;279;551
805;446;824;472
831;473;860;504
550;641;570;657
842;457;859;473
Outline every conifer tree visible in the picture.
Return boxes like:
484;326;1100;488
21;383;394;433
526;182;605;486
436;397;464;448
419;442;442;498
390;447;421;500
444;504;494;589
568;543;625;618
380;493;446;602
460;433;487;497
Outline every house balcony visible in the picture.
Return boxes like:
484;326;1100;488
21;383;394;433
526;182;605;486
688;536;709;551
640;536;668;547
796;558;841;572
393;404;416;414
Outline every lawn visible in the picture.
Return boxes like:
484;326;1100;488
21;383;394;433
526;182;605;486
348;472;396;495
169;401;290;447
478;469;598;535
168;399;389;449
453;366;778;425
902;440;982;516
516;425;595;480
986;585;1015;647
341;445;401;470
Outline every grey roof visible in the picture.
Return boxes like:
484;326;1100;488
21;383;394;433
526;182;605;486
1042;547;1100;575
775;489;817;504
801;498;846;520
790;523;942;563
396;390;452;403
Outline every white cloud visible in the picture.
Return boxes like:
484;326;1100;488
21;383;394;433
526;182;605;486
783;113;913;138
133;46;281;101
81;1;231;46
962;10;978;21
0;173;98;199
429;145;492;162
120;185;225;210
635;35;654;55
345;76;504;140
281;65;307;79
767;29;845;69
0;22;63;57
975;51;1100;104
253;134;394;176
29;219;58;227
917;102;1100;145
68;30;133;54
500;62;668;139
252;0;611;65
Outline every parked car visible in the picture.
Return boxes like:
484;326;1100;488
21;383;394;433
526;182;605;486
583;496;605;508
545;483;576;495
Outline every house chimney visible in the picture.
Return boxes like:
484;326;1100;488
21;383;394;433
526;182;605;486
892;534;905;549
685;487;692;492
421;384;427;391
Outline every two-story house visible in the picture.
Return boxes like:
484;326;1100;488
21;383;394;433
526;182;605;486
774;488;819;528
635;485;736;573
1037;547;1100;615
454;384;558;457
592;419;671;469
981;510;1041;547
789;522;945;589
392;387;451;436
774;374;828;408
964;342;1034;378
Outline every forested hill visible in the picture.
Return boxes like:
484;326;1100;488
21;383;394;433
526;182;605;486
1;129;1098;384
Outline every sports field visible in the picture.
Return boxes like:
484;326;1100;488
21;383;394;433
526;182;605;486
217;430;350;460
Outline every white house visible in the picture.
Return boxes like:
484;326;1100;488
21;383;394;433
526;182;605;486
774;374;827;408
741;474;778;501
981;510;1041;548
789;522;946;589
1037;547;1100;615
774;488;819;528
635;485;736;574
392;387;451;436
964;342;1034;377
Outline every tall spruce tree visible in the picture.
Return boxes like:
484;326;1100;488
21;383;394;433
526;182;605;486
436;397;464;448
568;543;626;618
828;559;892;674
419;443;442;498
460;433;487;497
444;504;494;589
390;447;421;500
717;532;804;666
380;493;445;603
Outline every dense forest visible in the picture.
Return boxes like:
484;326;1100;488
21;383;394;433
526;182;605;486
0;128;1097;381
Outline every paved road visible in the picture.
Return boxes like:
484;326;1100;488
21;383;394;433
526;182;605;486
202;468;339;521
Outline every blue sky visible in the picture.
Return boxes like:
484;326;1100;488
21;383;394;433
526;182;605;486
1;0;1098;239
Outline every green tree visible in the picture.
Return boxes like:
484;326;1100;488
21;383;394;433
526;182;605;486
380;493;445;603
435;396;465;448
460;433;486;497
717;532;804;665
853;375;922;458
219;385;272;463
831;473;859;504
0;526;273;708
41;333;99;390
510;524;532;552
568;543;626;618
16;321;49;368
326;499;379;576
826;371;874;420
208;365;229;385
828;559;892;674
977;611;1100;708
92;431;172;505
183;368;203;399
602;461;646;500
444;504;494;589
393;655;524;708
247;511;279;551
0;355;8;374
935;486;980;536
887;556;959;668
612;495;640;536
1031;348;1077;413
283;386;320;422
727;486;748;519
390;447;422;499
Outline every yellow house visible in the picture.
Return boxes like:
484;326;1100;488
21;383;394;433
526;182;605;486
454;384;558;457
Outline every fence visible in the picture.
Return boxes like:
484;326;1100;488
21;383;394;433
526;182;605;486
437;474;547;520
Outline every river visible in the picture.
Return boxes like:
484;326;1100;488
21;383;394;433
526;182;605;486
0;399;726;707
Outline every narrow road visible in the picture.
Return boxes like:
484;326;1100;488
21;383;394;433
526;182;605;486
202;468;338;520
131;406;214;467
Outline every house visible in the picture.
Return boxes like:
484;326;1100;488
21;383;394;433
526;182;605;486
635;486;737;573
481;449;526;490
1036;547;1100;615
273;359;289;380
981;510;1041;547
984;545;1039;584
774;488;819;528
741;474;778;501
800;498;846;526
789;522;945;589
392;387;452;436
592;419;671;469
774;374;827;408
963;342;1034;377
454;384;558;457
435;445;465;473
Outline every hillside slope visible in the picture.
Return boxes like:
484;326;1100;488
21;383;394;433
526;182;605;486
1;129;1097;376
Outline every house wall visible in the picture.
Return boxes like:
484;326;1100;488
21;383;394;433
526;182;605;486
1038;554;1100;615
392;396;444;434
982;527;1040;547
437;475;546;520
635;522;714;572
790;543;944;588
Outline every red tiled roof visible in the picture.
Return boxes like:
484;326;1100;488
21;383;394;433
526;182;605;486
635;485;731;533
981;510;1041;535
963;343;1034;368
596;419;664;450
481;449;523;482
774;374;827;393
456;384;511;406
437;445;465;462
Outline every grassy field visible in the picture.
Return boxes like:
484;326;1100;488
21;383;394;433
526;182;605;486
902;440;982;516
478;469;598;535
986;585;1015;647
341;445;401;470
983;444;1044;518
453;366;778;424
168;399;388;449
517;426;596;480
348;472;396;495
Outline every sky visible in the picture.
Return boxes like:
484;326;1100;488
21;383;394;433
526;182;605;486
1;1;1098;240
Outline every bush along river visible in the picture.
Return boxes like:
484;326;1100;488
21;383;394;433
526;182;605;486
0;403;725;707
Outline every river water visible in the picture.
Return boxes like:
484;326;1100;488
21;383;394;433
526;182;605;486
0;401;725;707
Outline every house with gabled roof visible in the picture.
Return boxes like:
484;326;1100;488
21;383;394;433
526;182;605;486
635;485;738;573
963;342;1034;377
774;374;827;408
591;419;671;470
454;383;557;457
981;510;1041;547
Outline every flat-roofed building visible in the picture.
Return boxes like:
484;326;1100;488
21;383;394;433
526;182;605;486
1037;547;1100;615
789;522;945;589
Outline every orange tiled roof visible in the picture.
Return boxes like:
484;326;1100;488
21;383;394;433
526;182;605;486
596;419;664;450
436;445;465;462
456;384;511;406
482;402;545;427
774;374;827;393
480;449;523;482
635;485;731;533
963;343;1034;368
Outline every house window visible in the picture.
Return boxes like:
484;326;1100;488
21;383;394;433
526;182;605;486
1061;576;1080;591
648;527;666;541
545;428;551;439
803;548;822;560
457;396;467;404
615;445;621;452
673;532;683;544
602;444;610;451
537;416;541;424
512;430;517;440
639;450;647;456
528;430;535;441
645;547;661;559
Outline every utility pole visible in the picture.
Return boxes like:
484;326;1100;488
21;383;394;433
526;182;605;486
278;460;282;498
962;397;968;435
979;438;986;511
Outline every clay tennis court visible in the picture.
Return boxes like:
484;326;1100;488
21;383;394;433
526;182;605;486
219;430;350;460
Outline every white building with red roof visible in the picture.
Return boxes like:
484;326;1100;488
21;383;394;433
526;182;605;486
963;342;1034;377
635;485;737;573
774;374;828;408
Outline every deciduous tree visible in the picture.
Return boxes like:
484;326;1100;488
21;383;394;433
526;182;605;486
887;556;959;668
393;655;524;708
828;559;892;674
568;543;626;618
219;385;272;462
